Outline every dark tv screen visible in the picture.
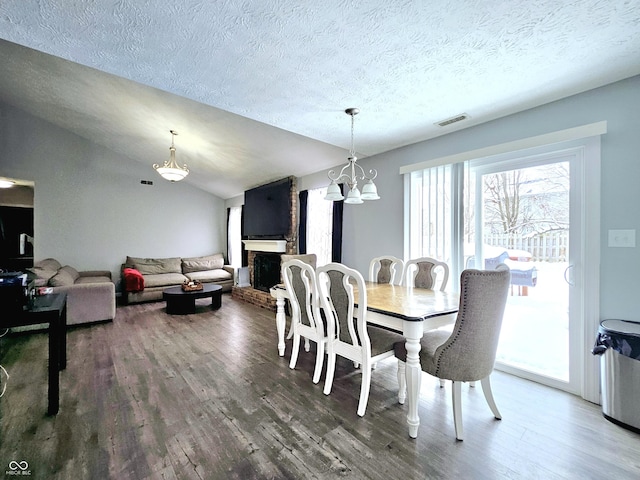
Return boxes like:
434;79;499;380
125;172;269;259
243;178;291;238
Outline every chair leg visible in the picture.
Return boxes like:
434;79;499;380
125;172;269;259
357;362;372;417
452;381;464;441
289;332;301;370
397;360;407;404
480;376;502;420
312;340;325;384
323;348;336;395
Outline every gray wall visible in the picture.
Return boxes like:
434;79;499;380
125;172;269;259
322;75;640;321
5;74;638;320
1;103;227;290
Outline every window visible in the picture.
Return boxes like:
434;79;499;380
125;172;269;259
227;206;242;268
305;187;333;266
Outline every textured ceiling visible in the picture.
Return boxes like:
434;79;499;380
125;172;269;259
0;0;639;198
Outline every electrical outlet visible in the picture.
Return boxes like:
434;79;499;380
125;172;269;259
608;229;636;248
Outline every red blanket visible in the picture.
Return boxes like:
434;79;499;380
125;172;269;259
123;268;145;292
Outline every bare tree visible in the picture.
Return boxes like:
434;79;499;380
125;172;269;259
483;163;569;238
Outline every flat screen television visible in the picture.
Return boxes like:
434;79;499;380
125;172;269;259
243;177;292;239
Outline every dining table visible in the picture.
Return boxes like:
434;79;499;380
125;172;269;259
270;281;460;439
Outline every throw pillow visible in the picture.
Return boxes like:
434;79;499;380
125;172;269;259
35;258;62;272
49;269;75;287
59;265;80;281
181;254;224;273
27;266;57;283
127;256;182;275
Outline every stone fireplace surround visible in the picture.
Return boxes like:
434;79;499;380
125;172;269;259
231;178;297;311
231;243;294;311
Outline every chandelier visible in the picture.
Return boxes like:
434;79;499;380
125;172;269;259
324;108;379;204
153;130;189;182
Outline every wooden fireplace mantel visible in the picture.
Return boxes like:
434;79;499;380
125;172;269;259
242;240;287;253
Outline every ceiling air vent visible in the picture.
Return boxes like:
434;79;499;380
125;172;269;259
435;113;469;127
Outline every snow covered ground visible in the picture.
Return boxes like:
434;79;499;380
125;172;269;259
496;261;570;381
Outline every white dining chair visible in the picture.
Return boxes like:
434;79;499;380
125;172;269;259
403;256;450;291
281;258;326;384
281;253;318;344
317;262;404;416
368;255;404;285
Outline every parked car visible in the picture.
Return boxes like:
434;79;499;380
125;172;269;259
465;245;537;293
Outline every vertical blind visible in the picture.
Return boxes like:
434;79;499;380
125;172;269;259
407;162;470;287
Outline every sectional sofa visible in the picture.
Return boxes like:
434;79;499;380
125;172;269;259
122;253;234;305
28;258;116;326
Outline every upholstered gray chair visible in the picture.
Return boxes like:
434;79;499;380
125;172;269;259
369;255;404;285
281;258;327;384
317;262;404;417
403;256;449;291
281;254;317;268
394;265;511;440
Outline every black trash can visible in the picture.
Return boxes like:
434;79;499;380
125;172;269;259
592;319;640;432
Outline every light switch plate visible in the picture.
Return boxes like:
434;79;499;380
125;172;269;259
608;229;636;248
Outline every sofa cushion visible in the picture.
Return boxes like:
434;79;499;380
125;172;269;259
75;275;112;284
35;258;62;272
181;254;225;273
28;265;58;283
59;265;80;281
143;273;189;288
49;269;75;287
185;269;233;283
127;256;182;275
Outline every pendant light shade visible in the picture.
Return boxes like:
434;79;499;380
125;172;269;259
153;130;189;182
325;108;379;203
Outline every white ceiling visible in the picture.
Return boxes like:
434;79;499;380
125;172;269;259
0;0;639;199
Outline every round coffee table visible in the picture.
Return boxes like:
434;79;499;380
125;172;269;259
162;284;222;315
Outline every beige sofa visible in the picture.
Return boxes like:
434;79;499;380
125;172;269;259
122;254;234;305
29;258;116;326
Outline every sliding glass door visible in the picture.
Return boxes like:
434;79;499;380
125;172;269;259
406;137;601;397
473;154;577;391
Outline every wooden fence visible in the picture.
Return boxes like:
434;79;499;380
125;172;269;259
484;231;569;262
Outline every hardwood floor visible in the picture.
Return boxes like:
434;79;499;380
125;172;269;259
1;295;639;479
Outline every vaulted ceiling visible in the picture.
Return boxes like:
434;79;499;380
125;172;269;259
1;1;639;199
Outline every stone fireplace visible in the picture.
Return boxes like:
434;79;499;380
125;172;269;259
231;178;297;311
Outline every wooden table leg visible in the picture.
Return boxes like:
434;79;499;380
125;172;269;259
167;297;196;315
275;296;286;356
404;321;424;438
211;290;222;310
60;302;67;370
47;312;60;415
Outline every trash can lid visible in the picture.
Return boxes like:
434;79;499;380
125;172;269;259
599;319;640;337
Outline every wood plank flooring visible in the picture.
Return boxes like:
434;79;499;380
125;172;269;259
1;295;639;479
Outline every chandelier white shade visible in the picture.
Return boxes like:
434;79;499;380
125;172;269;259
153;130;189;182
325;108;379;204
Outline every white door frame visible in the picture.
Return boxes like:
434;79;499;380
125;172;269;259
471;139;601;401
402;122;605;402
